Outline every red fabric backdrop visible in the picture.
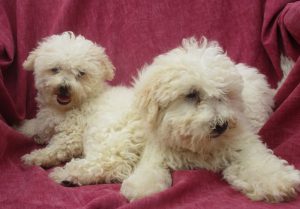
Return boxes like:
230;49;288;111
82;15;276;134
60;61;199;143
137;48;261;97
1;0;300;208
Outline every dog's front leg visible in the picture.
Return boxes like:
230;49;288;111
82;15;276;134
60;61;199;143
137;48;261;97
223;133;300;203
21;110;85;167
17;118;55;144
17;118;38;138
17;109;63;144
120;139;172;201
22;130;83;168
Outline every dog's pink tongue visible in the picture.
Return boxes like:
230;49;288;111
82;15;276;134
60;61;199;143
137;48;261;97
57;95;71;105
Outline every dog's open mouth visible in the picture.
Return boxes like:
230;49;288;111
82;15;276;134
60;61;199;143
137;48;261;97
57;95;71;105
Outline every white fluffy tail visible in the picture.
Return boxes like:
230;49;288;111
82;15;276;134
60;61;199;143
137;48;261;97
277;54;295;89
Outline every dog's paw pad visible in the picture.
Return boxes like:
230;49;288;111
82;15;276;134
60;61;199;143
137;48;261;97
21;154;36;166
61;180;78;187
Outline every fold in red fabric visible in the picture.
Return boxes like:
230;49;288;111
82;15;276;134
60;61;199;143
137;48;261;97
1;0;299;208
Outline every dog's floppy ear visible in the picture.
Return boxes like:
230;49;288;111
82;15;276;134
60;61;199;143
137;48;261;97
90;43;115;81
23;49;39;71
133;65;172;128
100;53;115;81
134;84;161;127
22;34;59;71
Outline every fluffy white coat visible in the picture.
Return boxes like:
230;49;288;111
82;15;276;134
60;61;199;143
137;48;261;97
19;32;115;167
50;37;300;203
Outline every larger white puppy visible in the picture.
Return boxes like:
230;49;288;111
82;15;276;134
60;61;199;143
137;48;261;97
19;32;115;167
121;38;300;202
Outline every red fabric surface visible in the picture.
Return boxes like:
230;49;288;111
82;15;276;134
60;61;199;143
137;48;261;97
1;0;300;208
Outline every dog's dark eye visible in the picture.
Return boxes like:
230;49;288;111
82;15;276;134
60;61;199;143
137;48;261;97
186;90;200;103
77;71;85;78
51;68;59;74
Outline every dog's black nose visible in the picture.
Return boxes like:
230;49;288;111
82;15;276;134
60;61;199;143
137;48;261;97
59;85;70;96
211;122;228;138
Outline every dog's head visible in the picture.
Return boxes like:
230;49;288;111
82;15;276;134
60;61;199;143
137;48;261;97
23;31;115;111
134;37;245;151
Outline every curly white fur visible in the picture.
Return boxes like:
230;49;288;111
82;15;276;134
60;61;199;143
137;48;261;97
49;37;300;203
121;38;300;202
49;87;146;184
18;32;115;167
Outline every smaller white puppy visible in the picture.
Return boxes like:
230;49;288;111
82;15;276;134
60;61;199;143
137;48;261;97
120;37;300;202
19;32;115;167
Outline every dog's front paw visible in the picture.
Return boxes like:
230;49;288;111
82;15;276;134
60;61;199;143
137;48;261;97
120;171;172;201
21;150;58;168
21;154;32;165
49;167;79;186
49;167;69;183
242;166;300;203
21;151;43;166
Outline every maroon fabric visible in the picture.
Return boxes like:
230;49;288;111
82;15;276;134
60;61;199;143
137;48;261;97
1;0;300;208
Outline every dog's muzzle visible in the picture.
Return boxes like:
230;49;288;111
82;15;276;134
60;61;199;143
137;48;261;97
56;85;71;105
210;121;228;138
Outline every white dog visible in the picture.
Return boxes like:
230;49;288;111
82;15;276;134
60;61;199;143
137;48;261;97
19;32;115;167
120;38;300;202
49;37;299;203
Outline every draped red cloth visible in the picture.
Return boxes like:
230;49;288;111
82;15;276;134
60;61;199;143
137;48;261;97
1;0;300;208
